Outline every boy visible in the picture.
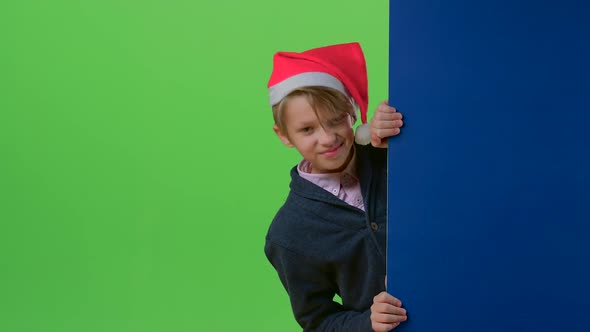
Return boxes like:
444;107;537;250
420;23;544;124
264;42;407;332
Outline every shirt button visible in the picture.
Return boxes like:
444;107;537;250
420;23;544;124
332;189;338;194
370;222;379;231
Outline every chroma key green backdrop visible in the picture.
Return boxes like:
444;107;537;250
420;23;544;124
0;1;387;331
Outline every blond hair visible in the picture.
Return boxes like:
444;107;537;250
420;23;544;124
272;86;357;134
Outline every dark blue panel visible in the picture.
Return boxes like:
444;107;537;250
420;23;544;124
387;1;590;331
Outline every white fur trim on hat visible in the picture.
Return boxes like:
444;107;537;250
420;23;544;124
269;72;349;106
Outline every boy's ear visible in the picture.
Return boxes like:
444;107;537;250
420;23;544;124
273;125;294;147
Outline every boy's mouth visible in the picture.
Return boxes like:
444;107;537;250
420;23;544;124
320;142;344;158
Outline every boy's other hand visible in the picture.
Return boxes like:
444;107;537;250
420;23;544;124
370;101;403;148
370;291;407;331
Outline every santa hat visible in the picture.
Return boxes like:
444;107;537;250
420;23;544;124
267;42;371;145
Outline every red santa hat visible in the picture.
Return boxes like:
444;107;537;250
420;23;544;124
267;42;371;145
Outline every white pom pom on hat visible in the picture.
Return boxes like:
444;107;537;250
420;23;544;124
267;42;372;145
354;123;371;145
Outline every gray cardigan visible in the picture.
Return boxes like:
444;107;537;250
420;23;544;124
265;144;388;332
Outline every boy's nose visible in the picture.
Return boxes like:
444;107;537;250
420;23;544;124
317;126;337;145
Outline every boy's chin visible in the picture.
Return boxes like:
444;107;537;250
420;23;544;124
328;161;351;173
319;156;352;173
311;143;354;173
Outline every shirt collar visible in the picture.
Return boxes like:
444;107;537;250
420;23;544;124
297;147;360;195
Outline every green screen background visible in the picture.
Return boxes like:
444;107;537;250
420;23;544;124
0;1;387;331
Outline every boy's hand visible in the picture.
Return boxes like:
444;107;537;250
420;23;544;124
370;291;407;332
370;101;403;148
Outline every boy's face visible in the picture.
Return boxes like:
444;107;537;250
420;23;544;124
274;95;355;174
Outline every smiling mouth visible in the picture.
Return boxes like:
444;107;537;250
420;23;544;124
321;142;343;157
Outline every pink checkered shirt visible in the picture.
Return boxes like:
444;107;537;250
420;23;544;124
297;154;365;211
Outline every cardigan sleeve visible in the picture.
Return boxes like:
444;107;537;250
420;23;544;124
265;240;373;332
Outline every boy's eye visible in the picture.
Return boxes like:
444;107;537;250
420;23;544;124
299;127;313;133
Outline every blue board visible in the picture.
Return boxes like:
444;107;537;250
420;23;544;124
387;1;590;331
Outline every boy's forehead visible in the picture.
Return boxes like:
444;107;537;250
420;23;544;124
285;95;312;111
285;96;339;119
284;103;318;124
283;96;316;122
